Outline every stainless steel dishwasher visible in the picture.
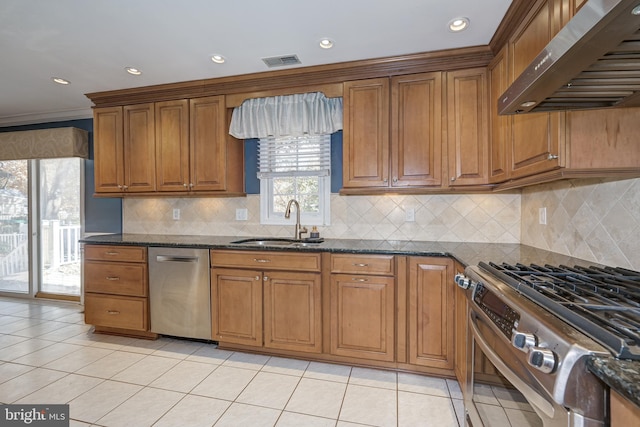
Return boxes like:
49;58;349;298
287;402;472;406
148;247;211;340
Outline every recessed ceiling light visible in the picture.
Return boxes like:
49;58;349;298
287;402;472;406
125;67;142;75
319;38;334;49
52;77;70;85
211;55;225;64
448;17;470;32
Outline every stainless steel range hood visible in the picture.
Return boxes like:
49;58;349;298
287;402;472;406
499;0;640;115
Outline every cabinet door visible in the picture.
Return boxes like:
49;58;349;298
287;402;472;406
391;72;443;187
190;96;227;191
264;271;322;353
330;274;395;361
454;265;469;395
343;78;390;188
446;69;488;186
509;0;565;179
93;106;124;193
123;103;156;192
408;257;454;369
488;46;510;183
155;100;190;192
211;268;262;346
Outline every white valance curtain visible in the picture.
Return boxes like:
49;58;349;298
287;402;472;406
229;92;343;139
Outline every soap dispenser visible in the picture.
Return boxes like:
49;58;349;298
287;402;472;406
310;226;320;239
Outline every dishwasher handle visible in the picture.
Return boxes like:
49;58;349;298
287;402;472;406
155;255;199;263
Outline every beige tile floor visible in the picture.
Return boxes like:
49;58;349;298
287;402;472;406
0;296;465;427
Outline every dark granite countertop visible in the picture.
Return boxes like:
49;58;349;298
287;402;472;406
81;233;637;404
587;357;640;408
79;233;595;268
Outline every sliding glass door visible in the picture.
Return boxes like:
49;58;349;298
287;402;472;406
38;158;82;297
0;160;29;293
0;158;83;299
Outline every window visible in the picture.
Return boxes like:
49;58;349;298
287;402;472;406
259;134;331;226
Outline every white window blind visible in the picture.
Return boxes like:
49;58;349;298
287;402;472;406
258;134;331;178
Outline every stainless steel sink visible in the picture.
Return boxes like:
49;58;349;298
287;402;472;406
230;238;321;247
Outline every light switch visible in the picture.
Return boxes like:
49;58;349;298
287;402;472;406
173;209;180;220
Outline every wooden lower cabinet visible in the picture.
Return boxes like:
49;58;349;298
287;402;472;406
84;293;148;331
210;250;322;353
611;389;640;427
453;262;469;394
408;257;455;370
264;271;322;353
330;273;395;362
83;244;153;337
211;268;263;347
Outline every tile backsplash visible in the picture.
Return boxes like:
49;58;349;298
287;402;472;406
123;192;521;243
521;177;640;270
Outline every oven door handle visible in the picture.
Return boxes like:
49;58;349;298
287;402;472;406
469;312;556;419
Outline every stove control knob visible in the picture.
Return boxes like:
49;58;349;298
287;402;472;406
511;332;537;352
527;347;557;373
454;274;471;289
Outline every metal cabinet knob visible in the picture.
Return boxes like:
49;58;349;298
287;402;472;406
451;177;456;182
548;154;559;160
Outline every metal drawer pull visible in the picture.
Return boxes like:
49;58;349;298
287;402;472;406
353;263;369;267
156;255;199;263
105;251;119;255
106;310;120;315
352;278;369;282
254;259;271;263
105;276;120;281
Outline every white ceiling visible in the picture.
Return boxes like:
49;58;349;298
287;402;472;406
0;0;512;127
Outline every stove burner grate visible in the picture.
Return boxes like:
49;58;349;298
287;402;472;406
479;261;640;360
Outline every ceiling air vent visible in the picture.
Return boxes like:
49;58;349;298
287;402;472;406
262;54;302;68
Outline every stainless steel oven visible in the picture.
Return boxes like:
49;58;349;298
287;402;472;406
455;261;640;427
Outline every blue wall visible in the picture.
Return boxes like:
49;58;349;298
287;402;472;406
0;119;122;234
244;131;343;194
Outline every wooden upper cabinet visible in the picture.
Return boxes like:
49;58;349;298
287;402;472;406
446;68;488;187
488;46;510;183
508;0;565;179
155;96;228;192
190;96;227;191
392;72;443;187
93;106;124;193
343;78;390;188
155;100;190;192
123;103;156;192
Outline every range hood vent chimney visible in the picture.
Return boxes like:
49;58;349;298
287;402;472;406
499;0;640;115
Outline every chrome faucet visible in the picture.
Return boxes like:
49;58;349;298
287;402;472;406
284;199;308;240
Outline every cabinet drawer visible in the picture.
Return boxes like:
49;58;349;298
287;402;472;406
84;261;147;297
211;250;321;272
84;293;148;331
85;245;147;263
331;254;394;276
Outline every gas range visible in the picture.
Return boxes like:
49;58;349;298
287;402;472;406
456;261;640;427
476;262;640;360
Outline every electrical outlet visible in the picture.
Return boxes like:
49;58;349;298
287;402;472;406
539;207;547;225
173;208;180;220
405;208;415;222
236;208;248;221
